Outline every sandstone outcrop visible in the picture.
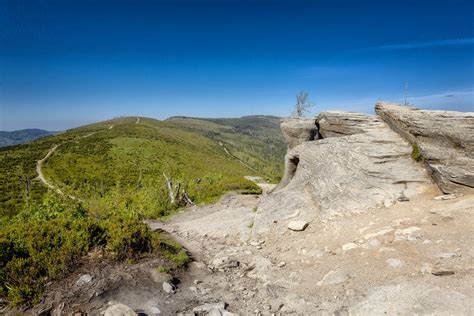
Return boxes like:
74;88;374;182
376;102;474;194
254;110;433;234
280;118;318;150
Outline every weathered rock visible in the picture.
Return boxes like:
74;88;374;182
287;220;309;231
317;111;383;138
376;102;474;194
209;256;239;270
254;112;432;234
76;274;92;286
162;281;175;294
280;118;318;150
104;303;137;316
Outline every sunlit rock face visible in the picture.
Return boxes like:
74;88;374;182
376;102;474;194
253;108;433;235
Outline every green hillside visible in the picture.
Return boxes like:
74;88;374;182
0;116;282;305
167;115;285;181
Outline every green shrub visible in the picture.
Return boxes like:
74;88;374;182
101;216;153;261
411;143;423;161
0;195;162;306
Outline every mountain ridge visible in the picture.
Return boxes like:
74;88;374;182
0;128;56;147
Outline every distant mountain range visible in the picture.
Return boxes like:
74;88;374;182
0;129;56;147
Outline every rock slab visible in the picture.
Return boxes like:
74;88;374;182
376;102;474;194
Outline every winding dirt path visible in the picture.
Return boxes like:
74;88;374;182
36;145;63;194
35;131;99;198
135;117;140;124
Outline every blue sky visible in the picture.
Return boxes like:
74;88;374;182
1;0;473;130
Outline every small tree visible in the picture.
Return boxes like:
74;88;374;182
292;91;314;117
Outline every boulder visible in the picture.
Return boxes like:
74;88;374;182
376;102;474;194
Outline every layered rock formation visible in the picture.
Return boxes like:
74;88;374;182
254;109;433;234
254;103;474;234
376;102;474;193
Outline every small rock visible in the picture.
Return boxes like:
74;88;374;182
342;243;359;251
287;220;309;231
386;258;404;268
162;282;175;294
431;268;455;276
104;304;137;316
76;274;93;286
193;279;201;285
277;261;286;268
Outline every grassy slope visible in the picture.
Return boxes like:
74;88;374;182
0;116;272;305
1;116;262;221
166;115;285;181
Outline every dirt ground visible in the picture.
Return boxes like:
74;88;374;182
7;182;474;315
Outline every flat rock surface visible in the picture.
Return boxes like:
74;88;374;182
376;102;474;194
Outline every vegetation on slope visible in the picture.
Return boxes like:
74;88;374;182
0;115;281;305
167;115;286;181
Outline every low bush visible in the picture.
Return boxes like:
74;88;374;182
0;194;173;306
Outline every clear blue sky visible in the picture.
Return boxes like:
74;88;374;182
1;0;473;130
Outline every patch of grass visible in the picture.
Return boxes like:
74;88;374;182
411;143;423;161
156;236;190;268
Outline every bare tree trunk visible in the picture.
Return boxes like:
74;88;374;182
163;172;176;205
163;173;194;206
